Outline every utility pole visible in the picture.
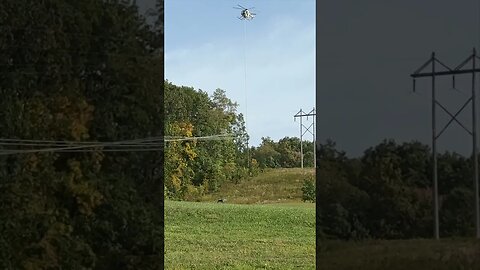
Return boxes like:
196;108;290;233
473;49;480;239
411;49;480;239
294;108;316;168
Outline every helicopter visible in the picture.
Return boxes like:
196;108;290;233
233;4;256;20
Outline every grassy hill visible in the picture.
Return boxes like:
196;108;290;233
200;168;315;204
165;168;315;269
164;200;315;269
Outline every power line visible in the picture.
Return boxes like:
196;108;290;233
0;134;235;155
0;134;232;144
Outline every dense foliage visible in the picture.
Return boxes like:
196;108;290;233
164;81;257;200
316;139;478;240
251;137;315;168
301;177;316;202
0;0;163;269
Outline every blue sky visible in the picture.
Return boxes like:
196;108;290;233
165;0;315;146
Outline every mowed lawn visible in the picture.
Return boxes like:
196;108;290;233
164;200;315;269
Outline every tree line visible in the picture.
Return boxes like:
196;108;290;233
163;82;319;200
247;135;479;240
316;139;478;240
251;136;315;168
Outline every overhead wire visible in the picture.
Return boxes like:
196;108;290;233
242;11;251;168
0;134;235;155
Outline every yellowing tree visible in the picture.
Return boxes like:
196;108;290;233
164;122;197;198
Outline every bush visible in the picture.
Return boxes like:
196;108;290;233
302;177;316;202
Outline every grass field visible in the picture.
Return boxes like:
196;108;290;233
317;238;480;270
165;168;480;269
164;200;315;269
165;168;315;269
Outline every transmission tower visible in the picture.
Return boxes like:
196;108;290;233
294;108;316;168
411;48;480;240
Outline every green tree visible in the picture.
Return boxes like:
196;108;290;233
316;139;370;240
276;137;302;168
0;0;163;268
164;82;251;193
359;140;432;238
252;137;281;168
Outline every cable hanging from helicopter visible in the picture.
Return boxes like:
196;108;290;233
234;4;256;20
233;4;256;168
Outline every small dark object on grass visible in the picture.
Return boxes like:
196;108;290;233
217;198;227;203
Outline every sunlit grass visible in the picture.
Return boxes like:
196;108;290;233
200;168;315;204
165;168;315;269
164;200;315;269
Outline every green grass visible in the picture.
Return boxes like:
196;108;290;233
165;168;315;269
164;200;315;269
317;239;480;270
166;168;480;269
200;168;315;204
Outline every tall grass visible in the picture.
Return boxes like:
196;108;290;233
200;168;315;204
